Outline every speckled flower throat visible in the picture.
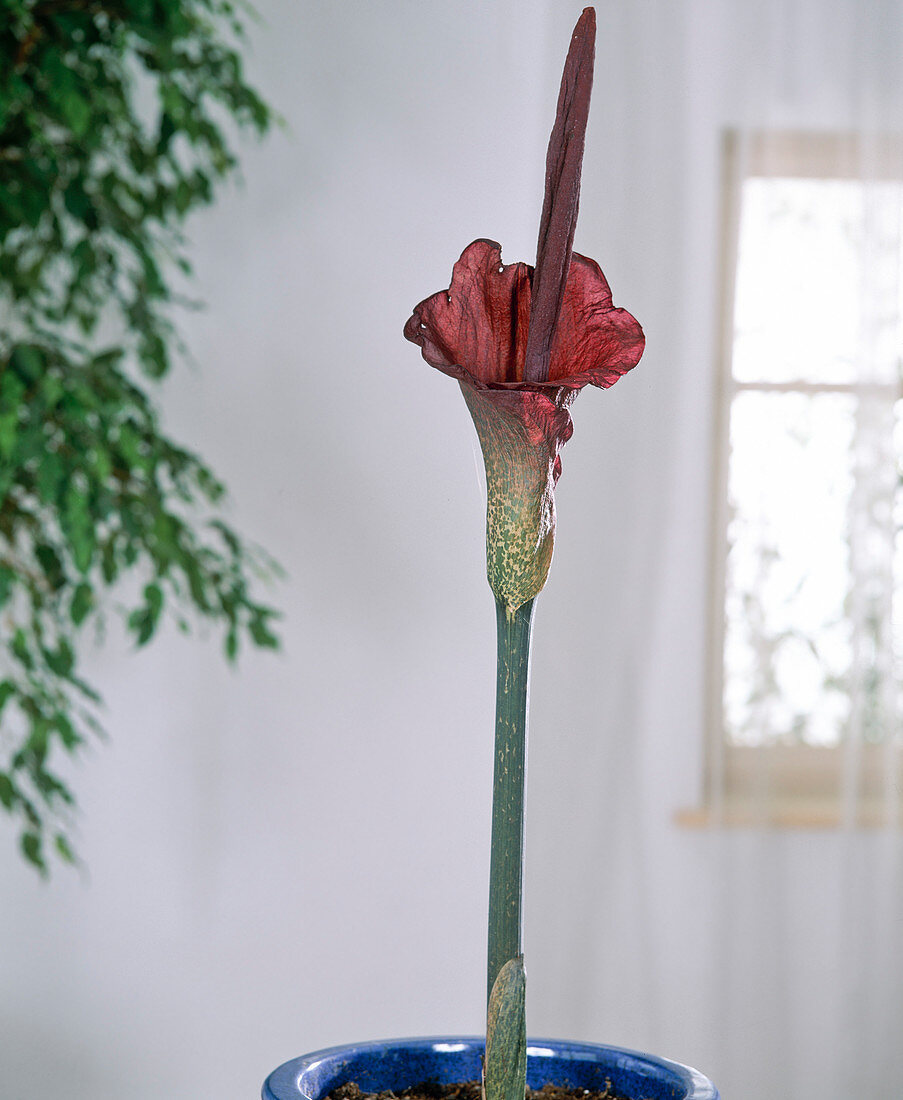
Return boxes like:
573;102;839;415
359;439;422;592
459;381;574;616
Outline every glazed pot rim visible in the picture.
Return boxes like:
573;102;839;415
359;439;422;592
262;1035;718;1100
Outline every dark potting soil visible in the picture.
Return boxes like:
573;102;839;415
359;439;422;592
329;1080;633;1100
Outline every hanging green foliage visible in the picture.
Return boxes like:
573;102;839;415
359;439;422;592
0;0;280;873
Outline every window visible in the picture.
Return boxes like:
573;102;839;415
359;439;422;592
701;132;903;826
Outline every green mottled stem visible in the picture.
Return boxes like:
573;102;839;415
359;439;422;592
487;595;535;1004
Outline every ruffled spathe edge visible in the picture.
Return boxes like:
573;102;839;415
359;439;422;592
403;239;645;394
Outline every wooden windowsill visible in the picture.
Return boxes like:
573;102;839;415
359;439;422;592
676;801;902;829
679;744;903;828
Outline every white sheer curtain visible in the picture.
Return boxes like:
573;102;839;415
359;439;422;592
524;4;903;1100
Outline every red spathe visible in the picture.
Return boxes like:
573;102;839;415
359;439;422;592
404;238;644;395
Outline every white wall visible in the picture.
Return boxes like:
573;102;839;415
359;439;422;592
2;3;901;1100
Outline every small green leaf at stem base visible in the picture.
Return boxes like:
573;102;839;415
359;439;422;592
485;955;527;1100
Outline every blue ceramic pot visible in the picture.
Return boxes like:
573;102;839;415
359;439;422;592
262;1036;719;1100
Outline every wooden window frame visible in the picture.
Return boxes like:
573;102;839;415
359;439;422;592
682;131;903;828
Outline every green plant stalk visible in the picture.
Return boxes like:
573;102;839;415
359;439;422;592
487;595;535;1003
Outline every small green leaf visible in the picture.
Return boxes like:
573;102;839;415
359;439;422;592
116;421;141;466
55;712;81;751
0;567;14;608
211;519;241;555
36;452;66;505
24;719;50;762
128;608;152;646
35;544;66;590
10;344;44;382
62;482;95;574
12;629;33;670
64;179;92;221
70;582;94;625
0;680;16;717
44;638;75;678
144;581;163;617
195;465;224;502
183;558;209;609
20;831;46;873
40;373;63;409
0;371;25;458
139;332;168;378
54;834;76;864
88;445;113;484
60;91;92;137
128;582;164;646
248;611;279;649
485;957;527;1100
0;772;18;811
101;541;119;584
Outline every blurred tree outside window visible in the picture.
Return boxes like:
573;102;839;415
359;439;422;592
0;0;281;872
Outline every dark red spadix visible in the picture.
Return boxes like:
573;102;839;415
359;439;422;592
523;7;596;385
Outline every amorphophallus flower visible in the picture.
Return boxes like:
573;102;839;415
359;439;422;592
404;238;644;615
404;10;644;1100
405;11;643;619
